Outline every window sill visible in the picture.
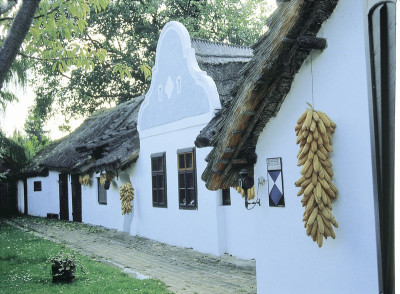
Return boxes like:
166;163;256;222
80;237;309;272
179;206;198;210
153;205;168;208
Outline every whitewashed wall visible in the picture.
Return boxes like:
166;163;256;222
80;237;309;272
217;189;261;260
133;21;258;257
132;129;224;255
255;1;379;293
16;180;24;214
26;171;60;217
81;173;128;231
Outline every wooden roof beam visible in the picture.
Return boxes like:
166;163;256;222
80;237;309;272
282;36;327;50
220;81;280;182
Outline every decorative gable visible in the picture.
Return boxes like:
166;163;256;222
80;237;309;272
138;21;220;136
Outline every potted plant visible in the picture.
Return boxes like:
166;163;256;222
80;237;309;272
47;253;83;282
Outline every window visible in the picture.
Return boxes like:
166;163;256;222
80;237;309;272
177;148;197;209
34;181;42;192
151;152;167;207
222;189;231;206
97;178;107;205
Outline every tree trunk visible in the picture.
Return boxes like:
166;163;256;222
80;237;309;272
0;0;41;91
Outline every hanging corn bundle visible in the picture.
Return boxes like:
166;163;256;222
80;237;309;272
99;174;106;186
79;174;91;186
120;183;134;215
295;104;338;247
233;186;255;200
99;171;114;187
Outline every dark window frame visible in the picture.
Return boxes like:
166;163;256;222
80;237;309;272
177;147;197;210
151;152;167;208
33;181;42;192
97;178;107;205
222;188;231;206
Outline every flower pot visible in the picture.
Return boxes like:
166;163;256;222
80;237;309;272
51;262;76;282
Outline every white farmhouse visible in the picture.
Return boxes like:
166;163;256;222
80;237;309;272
18;20;258;259
195;0;394;293
17;0;395;293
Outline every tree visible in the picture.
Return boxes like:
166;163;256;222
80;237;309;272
30;0;273;124
0;0;112;109
0;130;27;177
0;0;40;91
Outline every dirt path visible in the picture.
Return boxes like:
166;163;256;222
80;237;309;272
3;216;256;294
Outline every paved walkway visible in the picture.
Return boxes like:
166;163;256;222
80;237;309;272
3;216;256;294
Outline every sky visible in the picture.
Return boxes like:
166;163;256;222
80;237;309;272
0;83;83;140
0;84;35;137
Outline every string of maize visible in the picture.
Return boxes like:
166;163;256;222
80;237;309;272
120;183;134;215
79;174;90;186
99;172;114;186
233;186;255;200
295;104;338;247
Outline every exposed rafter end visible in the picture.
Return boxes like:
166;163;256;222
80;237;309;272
212;169;223;174
242;111;256;116
232;130;245;135
223;147;236;153
282;36;327;50
231;159;249;164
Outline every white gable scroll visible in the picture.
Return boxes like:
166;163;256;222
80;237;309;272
138;21;221;135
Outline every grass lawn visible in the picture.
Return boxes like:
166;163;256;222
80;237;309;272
0;222;171;293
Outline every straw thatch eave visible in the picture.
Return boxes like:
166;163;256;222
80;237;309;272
22;97;143;177
196;0;339;190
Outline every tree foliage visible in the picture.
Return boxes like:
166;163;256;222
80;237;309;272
0;129;27;178
0;0;112;109
31;0;273;125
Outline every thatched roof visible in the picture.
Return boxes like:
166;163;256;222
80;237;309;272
195;0;339;190
23;36;253;178
192;38;253;104
23;97;144;177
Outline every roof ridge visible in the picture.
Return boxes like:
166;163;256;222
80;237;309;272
191;37;252;51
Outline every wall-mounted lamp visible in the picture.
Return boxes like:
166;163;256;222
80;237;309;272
238;169;260;209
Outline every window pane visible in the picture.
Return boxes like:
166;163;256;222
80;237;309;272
179;189;186;206
157;174;164;189
187;189;195;207
178;154;185;169
178;173;185;189
152;175;158;188
157;157;163;171
158;189;165;205
152;189;158;204
185;153;193;169
98;178;107;204
186;172;194;188
151;153;167;207
34;181;42;192
151;157;158;171
222;189;231;206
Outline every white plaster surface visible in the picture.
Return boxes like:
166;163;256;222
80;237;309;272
254;1;380;293
16;180;24;214
26;171;60;217
138;21;220;134
81;174;129;231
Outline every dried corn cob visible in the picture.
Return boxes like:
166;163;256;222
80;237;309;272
294;105;338;247
120;183;134;215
